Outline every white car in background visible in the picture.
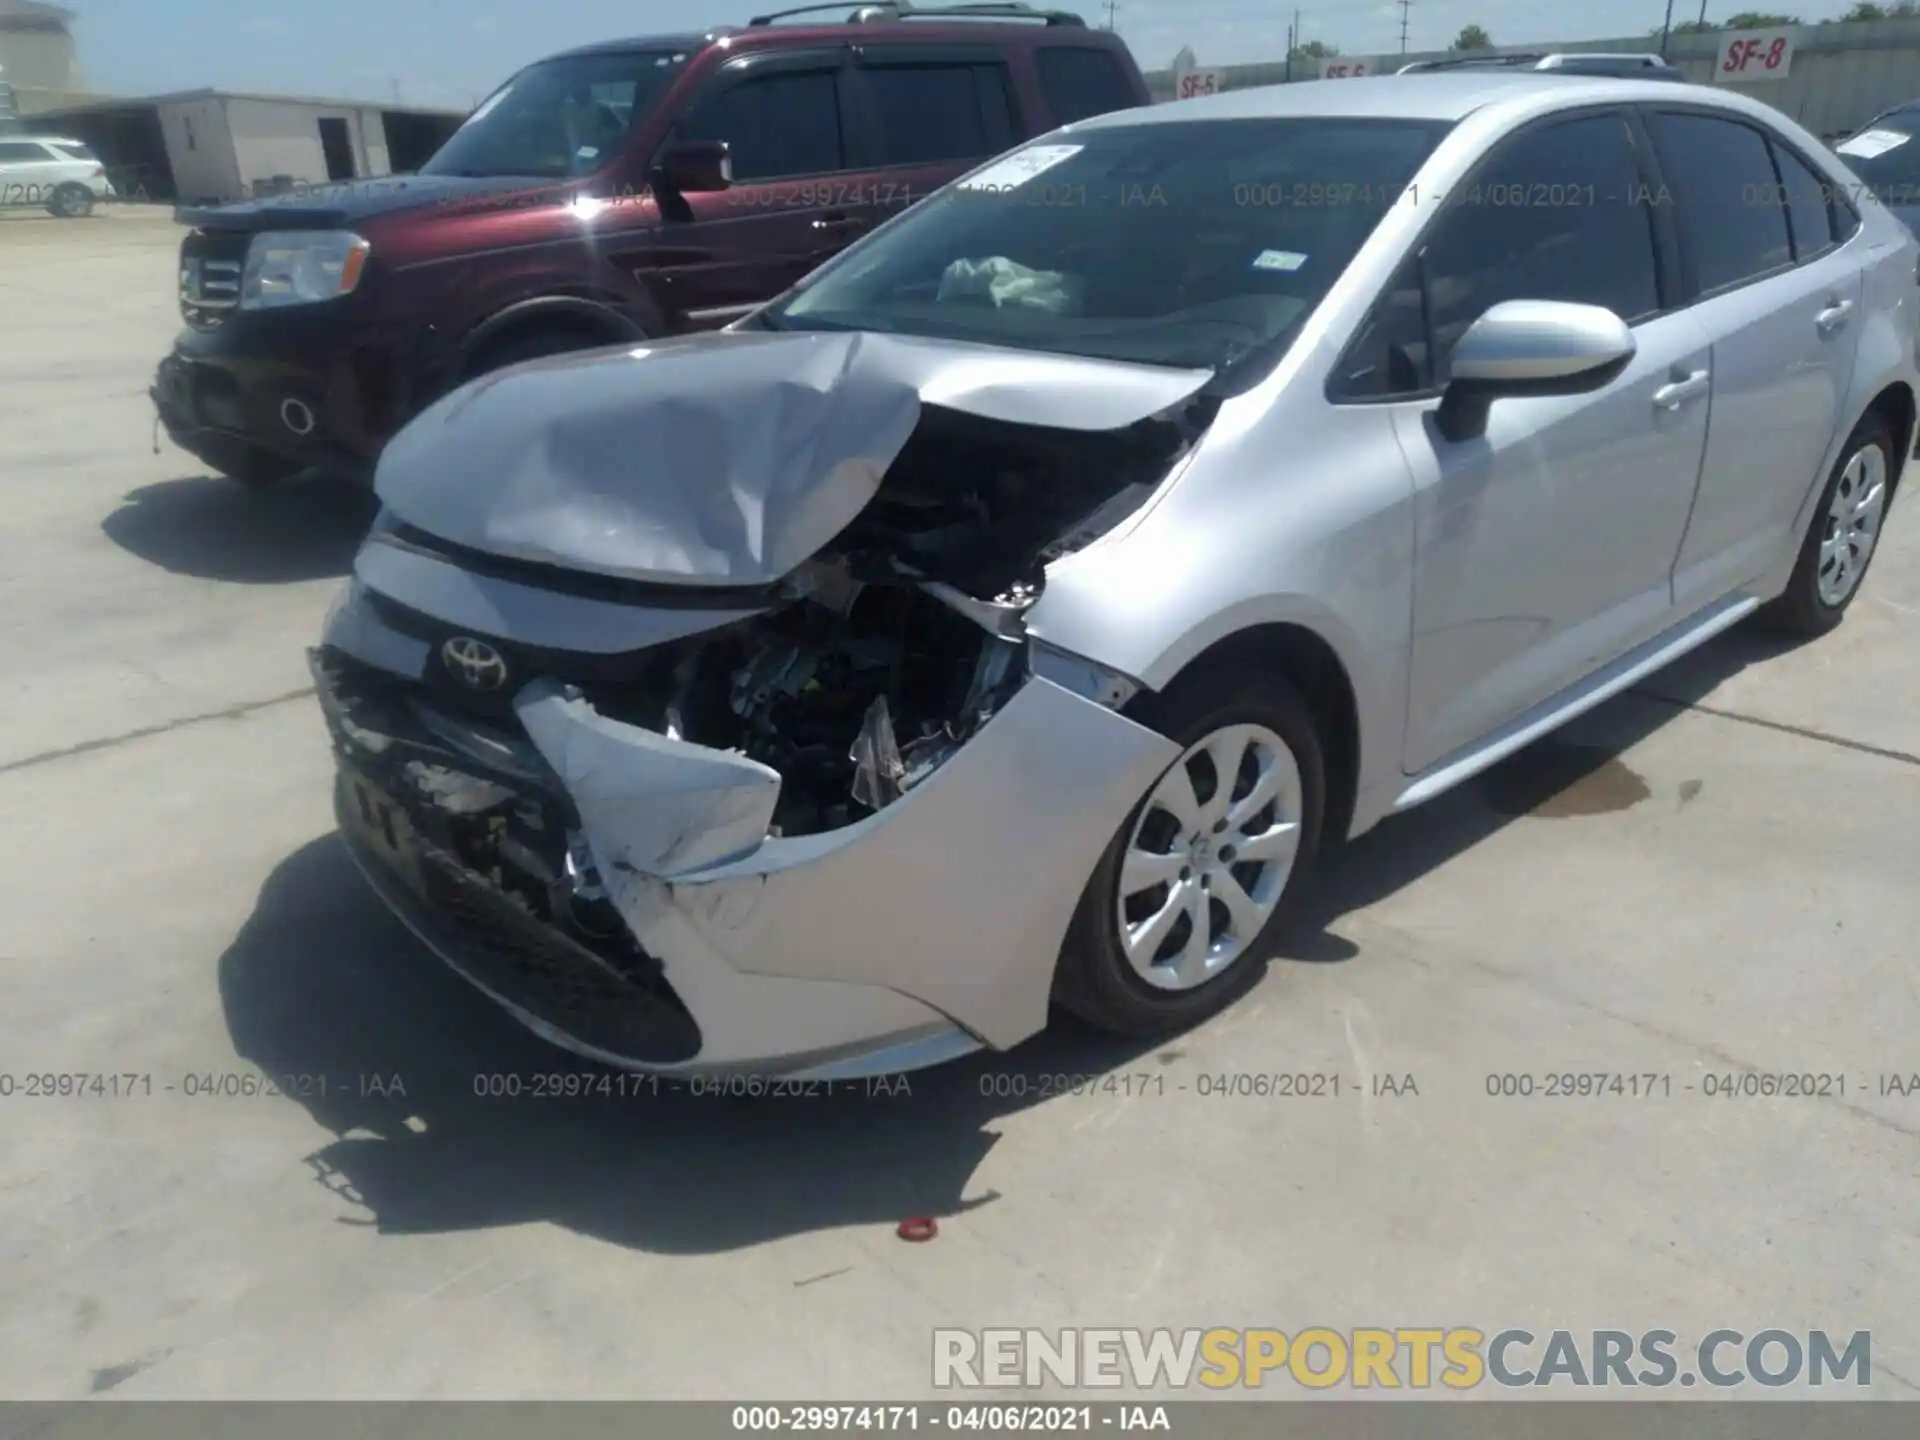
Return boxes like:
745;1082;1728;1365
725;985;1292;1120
0;135;114;217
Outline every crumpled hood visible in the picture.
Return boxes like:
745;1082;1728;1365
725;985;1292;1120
374;328;1213;588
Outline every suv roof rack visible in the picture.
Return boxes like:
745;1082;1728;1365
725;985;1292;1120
747;1;1087;26
1397;51;1679;75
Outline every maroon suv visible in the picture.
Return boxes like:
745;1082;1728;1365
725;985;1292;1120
150;2;1149;488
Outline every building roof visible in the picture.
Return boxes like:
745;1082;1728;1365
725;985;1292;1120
0;0;75;24
36;86;465;118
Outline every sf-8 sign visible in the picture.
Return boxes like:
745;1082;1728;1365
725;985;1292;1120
1716;27;1795;82
1320;58;1371;79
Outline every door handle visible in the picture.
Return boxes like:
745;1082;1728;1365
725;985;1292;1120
1651;370;1710;410
1815;298;1855;335
811;211;867;234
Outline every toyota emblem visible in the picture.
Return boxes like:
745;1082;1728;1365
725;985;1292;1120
441;636;509;691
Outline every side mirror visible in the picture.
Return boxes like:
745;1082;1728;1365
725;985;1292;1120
1435;299;1636;443
650;139;732;195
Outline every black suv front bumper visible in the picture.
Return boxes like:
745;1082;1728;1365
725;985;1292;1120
152;306;406;484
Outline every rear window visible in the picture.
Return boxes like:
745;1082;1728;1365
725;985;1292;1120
1035;47;1137;126
52;142;98;161
866;61;1016;165
1835;114;1920;208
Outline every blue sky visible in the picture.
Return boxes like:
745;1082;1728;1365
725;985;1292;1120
65;0;1842;108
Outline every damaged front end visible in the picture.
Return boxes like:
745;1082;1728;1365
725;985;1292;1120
316;332;1209;1076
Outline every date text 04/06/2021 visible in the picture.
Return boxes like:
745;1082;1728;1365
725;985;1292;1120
731;1405;1170;1432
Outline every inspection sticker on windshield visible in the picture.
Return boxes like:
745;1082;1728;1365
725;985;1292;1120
1838;128;1912;159
1252;249;1309;272
958;145;1083;192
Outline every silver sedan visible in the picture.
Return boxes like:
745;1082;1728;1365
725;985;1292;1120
315;72;1914;1077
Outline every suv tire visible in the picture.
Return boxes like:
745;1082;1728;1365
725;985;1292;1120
48;183;95;219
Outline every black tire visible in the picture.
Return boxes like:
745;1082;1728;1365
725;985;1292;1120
47;183;94;219
1758;412;1895;638
1053;666;1327;1037
465;326;603;379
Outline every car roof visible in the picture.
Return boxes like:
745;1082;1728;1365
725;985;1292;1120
546;15;1114;62
1071;71;1712;128
6;134;86;145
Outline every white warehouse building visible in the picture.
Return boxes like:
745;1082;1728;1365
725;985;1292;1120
36;87;463;203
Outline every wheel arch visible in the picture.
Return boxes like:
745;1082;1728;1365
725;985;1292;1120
456;295;647;379
1863;380;1915;502
1130;620;1367;848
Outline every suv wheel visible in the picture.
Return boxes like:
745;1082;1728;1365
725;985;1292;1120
48;183;95;219
466;326;607;379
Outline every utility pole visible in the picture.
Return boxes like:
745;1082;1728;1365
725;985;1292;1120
1285;13;1295;79
1398;0;1412;53
1698;0;1710;24
1102;0;1116;29
1661;0;1675;54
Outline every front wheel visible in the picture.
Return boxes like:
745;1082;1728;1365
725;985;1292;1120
1054;667;1325;1036
1759;414;1894;637
47;183;94;219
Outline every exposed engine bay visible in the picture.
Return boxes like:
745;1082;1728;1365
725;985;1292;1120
566;401;1206;837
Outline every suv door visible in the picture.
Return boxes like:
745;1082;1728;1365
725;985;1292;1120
1385;109;1715;774
846;43;1021;234
647;49;865;330
1645;109;1867;612
0;140;56;206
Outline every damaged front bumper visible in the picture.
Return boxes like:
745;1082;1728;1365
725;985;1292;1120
312;627;1176;1080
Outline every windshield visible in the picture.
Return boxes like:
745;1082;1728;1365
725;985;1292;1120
1835;114;1920;207
421;49;689;180
761;118;1450;377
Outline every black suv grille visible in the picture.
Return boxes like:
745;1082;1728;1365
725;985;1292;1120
180;229;248;329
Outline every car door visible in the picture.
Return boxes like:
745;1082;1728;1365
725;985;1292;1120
846;43;1022;234
1386;109;1714;775
646;49;867;331
1645;109;1867;613
0;140;54;206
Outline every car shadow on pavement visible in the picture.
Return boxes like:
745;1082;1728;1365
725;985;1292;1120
217;834;1169;1253
217;622;1807;1254
101;472;378;584
1278;618;1818;959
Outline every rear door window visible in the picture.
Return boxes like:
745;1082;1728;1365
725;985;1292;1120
1771;140;1840;260
679;68;847;181
1035;47;1137;125
864;60;1016;165
1647;111;1793;295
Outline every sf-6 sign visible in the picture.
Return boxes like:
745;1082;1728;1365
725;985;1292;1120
1176;68;1222;100
1319;58;1372;79
1716;27;1795;82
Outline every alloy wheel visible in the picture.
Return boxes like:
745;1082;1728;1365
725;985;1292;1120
1115;722;1303;992
1816;443;1888;608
